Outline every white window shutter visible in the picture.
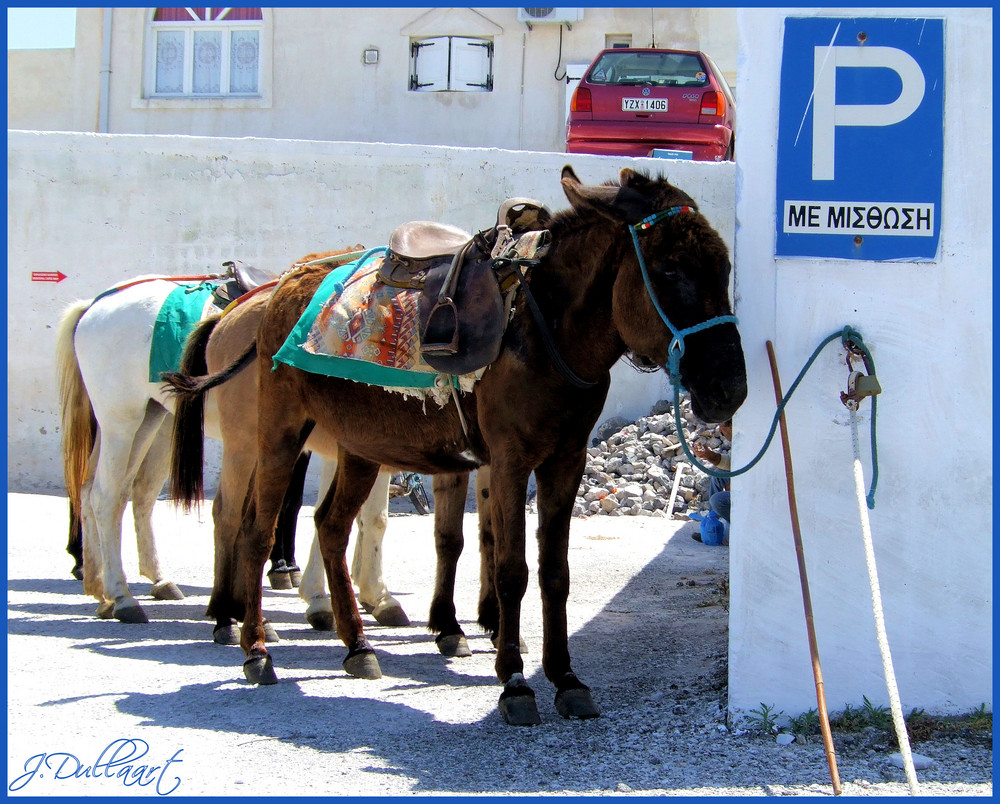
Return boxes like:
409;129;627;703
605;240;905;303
412;36;449;91
450;37;491;92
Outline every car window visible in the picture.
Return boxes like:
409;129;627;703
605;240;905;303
704;52;736;107
587;51;708;87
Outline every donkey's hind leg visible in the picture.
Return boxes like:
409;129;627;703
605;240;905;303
131;415;184;601
89;401;168;623
299;458;335;631
428;472;471;657
314;449;383;680
353;469;409;626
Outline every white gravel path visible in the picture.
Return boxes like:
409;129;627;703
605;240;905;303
6;493;991;797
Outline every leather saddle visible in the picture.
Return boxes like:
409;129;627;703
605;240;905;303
380;198;552;375
211;260;280;308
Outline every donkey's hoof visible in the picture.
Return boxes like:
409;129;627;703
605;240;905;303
262;620;280;643
491;634;529;654
243;654;278;685
287;565;302;587
499;675;540;726
343;649;382;680
71;563;84;582
113;599;149;624
150;580;184;601
436;633;472;658
306;609;335;631
267;569;293;590
370;601;410;627
555;687;601;720
96;600;115;619
213;623;241;645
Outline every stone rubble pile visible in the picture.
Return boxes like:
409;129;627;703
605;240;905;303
568;395;730;519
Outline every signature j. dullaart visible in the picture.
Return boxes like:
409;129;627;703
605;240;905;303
9;738;183;795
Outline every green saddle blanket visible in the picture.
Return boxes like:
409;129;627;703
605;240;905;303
148;283;219;382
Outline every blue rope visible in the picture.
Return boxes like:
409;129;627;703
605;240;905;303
627;209;879;508
670;326;880;508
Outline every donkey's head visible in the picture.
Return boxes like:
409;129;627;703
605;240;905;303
561;165;747;423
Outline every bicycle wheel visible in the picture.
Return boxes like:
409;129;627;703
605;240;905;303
409;481;431;515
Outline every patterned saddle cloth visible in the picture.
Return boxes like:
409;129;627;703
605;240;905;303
272;249;481;403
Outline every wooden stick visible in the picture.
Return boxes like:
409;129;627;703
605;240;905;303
766;340;842;796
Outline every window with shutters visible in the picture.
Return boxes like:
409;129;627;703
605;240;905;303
409;36;493;92
147;8;263;97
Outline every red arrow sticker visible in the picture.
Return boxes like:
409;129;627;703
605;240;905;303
31;271;67;283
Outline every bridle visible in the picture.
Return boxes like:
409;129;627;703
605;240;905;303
628;206;739;387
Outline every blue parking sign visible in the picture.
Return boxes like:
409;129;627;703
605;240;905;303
776;17;944;260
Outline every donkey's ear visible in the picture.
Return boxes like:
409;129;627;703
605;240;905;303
562;173;648;224
619;168;652;188
561;165;581;185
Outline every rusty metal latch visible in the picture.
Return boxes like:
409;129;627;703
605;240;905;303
841;370;881;410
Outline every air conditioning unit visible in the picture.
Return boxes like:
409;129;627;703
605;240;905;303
517;8;584;25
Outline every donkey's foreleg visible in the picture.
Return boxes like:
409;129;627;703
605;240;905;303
489;460;539;726
535;451;599;720
268;451;310;589
475;467;527;655
316;450;383;680
475;466;499;636
428;471;470;656
67;499;84;581
353;469;409;626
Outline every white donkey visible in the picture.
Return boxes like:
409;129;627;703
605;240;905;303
56;257;408;632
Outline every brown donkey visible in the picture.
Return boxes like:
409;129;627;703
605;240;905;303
170;251;484;655
165;166;747;726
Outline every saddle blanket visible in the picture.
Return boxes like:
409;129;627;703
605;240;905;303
147;283;219;382
272;249;480;403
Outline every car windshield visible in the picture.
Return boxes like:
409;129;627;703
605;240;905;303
587;51;708;87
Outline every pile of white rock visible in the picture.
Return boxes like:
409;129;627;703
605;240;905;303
570;396;730;519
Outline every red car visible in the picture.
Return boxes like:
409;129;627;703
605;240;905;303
566;48;736;161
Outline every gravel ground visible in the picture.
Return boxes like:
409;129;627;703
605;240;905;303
6;492;992;797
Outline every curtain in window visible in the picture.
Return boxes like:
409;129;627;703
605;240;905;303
193;30;222;93
155;31;185;93
230;31;259;93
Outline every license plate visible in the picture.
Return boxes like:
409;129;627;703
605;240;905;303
622;97;667;112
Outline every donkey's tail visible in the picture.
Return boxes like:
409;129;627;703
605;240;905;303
56;301;98;520
166;314;229;511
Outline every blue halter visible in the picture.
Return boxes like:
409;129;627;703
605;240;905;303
628;206;739;385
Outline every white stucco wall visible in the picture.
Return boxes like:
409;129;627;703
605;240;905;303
7;131;734;494
729;8;991;721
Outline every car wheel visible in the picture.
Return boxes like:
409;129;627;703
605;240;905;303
725;137;735;161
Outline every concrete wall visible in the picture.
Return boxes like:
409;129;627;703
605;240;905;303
729;8;992;721
7;7;738;153
7;131;734;495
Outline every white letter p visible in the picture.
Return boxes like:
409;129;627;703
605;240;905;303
812;46;925;181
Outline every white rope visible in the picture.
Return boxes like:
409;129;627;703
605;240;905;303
849;407;920;795
667;462;686;518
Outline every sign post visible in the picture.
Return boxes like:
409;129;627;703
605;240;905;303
775;17;945;261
